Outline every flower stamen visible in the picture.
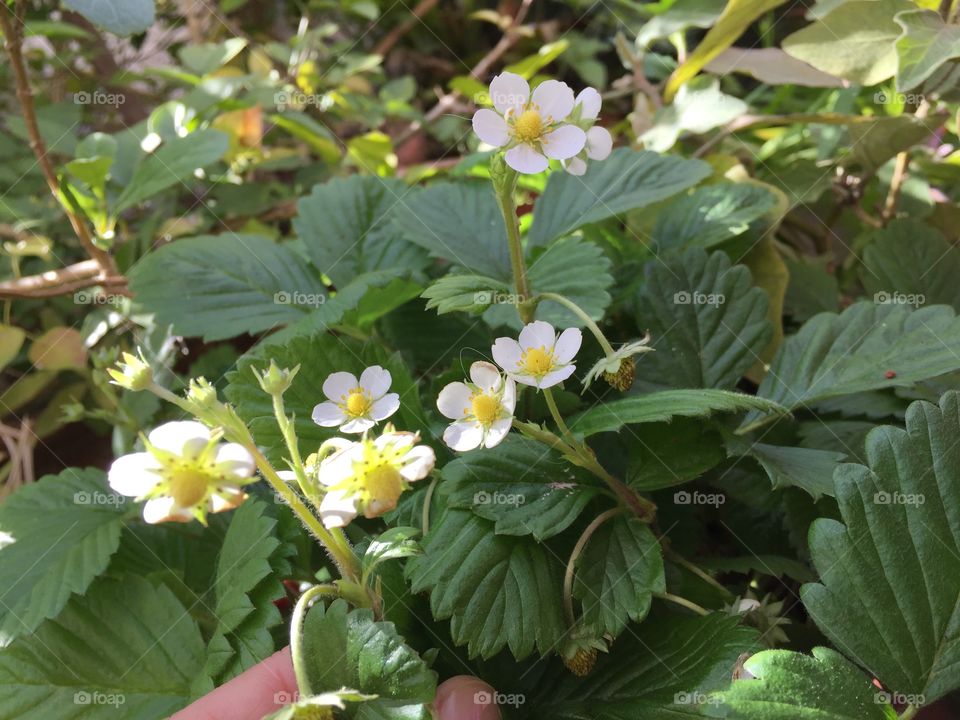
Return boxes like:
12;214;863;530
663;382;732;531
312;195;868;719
470;393;501;426
342;387;373;418
522;346;555;377
514;109;544;143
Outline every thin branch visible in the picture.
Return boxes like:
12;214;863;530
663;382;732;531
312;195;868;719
0;260;126;299
396;0;535;144
0;2;120;281
373;0;440;57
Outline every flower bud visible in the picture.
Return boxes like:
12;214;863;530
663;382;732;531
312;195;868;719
253;361;300;396
107;350;153;391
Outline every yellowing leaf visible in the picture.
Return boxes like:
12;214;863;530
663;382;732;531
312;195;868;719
28;327;87;370
665;0;789;102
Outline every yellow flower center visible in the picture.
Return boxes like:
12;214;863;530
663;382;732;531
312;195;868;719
471;393;500;425
514;109;544;143
344;388;372;418
522;346;555;376
364;463;404;510
167;467;211;508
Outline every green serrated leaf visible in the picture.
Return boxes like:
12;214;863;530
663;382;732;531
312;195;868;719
861;219;960;311
527;149;710;247
0;576;204;719
393;181;512;278
294;176;428;287
741;302;960;431
639;248;772;390
407;509;566;660
202;499;292;684
300;599;436;719
570;389;786;437
441;437;601;540
527;237;613;328
533;613;757;719
0;468;129;647
653;183;777;251
574;516;664;637
129;234;326;341
801;392;960;703
115;129;228;212
745;443;846;499
722;647;897;719
422;274;512;315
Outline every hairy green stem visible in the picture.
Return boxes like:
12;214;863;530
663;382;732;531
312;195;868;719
272;392;310;492
492;168;533;323
543;387;576;445
290;584;340;694
563;508;624;626
653;591;710;616
537;292;615;355
665;549;736;600
899;705;919;720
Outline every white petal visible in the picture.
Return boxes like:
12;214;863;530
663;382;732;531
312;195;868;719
359;365;392;399
553;327;583;364
511;374;540;387
443;421;484;452
492;337;524;373
564;156;587;175
318;444;359;486
538;364;576;388
370;393;400;421
541;125;586;160
312;401;346;427
489;72;529;115
148;421;210;458
585;126;613;160
108;452;162;497
143;496;190;524
322;371;358;402
484;418;512;448
501;376;517;413
214;443;256;479
575;87;602;120
437;382;472;420
469;361;501;392
320;489;358;528
505;144;549;174
519;320;556;350
472;109;510;146
210;487;246;512
377;431;415;451
341;416;375;434
400;445;435;481
531;80;575;122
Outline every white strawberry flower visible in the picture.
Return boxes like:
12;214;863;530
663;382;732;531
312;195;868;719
437;361;516;451
108;420;255;524
311;366;399;434
315;429;435;528
492;320;582;389
472;71;586;174
562;87;613;176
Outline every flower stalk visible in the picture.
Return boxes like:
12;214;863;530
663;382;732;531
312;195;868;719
490;155;533;323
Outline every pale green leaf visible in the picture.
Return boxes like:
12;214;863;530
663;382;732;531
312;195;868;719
62;0;154;35
782;0;913;85
895;9;960;91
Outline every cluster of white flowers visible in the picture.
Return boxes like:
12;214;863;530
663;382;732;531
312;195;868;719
306;365;435;528
437;320;582;451
472;72;613;175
